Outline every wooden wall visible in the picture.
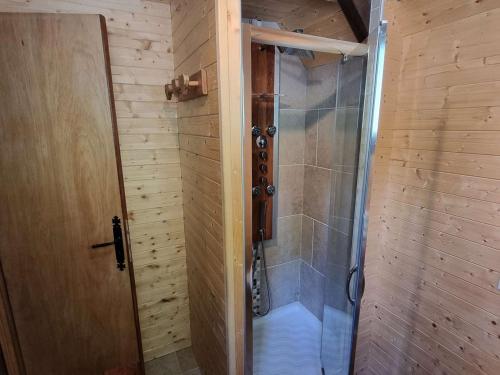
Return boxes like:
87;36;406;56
170;0;227;374
242;0;356;41
356;0;500;374
0;0;190;362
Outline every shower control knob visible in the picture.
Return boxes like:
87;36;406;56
266;185;276;196
259;151;268;160
267;126;277;137
252;125;261;137
256;135;267;148
259;164;268;174
252;186;262;196
260;176;268;185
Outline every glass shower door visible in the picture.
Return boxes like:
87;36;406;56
320;21;387;375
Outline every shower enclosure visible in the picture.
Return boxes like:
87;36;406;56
243;19;387;375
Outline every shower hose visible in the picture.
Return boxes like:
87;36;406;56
252;201;271;317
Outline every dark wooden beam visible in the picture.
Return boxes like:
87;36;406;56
337;0;368;42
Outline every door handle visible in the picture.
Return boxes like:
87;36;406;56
346;265;365;305
91;216;126;271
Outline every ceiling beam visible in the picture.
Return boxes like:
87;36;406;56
337;0;368;42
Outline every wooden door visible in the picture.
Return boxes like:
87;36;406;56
0;13;142;374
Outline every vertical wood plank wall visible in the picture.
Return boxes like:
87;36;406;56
357;1;500;374
170;0;228;374
0;0;190;361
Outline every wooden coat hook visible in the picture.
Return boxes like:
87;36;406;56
165;69;208;102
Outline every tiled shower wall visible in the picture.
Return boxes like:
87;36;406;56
264;54;306;310
264;53;364;320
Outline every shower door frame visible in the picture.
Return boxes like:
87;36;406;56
240;23;385;374
347;20;388;374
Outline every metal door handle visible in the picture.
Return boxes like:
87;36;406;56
91;216;126;271
346;266;365;305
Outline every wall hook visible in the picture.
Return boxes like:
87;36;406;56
165;69;208;102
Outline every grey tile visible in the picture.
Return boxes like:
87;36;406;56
312;222;351;276
331;216;353;236
329;172;337;223
306;63;338;110
317;107;362;171
332;108;361;170
312;221;329;275
301;215;313;264
337;57;365;109
280;54;307;109
316;109;336;169
278;165;304;217
267;215;301;266
328;229;351;270
300;261;325;321
324;278;349;313
176;347;198;372
145;353;181;375
268;260;300;309
303;165;331;224
327;263;349;291
262;244;279;266
304;110;318;165
332;171;356;220
278;110;305;165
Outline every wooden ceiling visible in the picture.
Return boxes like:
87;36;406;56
242;0;370;42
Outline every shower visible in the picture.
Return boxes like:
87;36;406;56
244;21;387;375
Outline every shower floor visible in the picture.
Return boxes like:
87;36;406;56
253;302;322;375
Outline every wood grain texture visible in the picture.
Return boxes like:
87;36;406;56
251;43;275;242
242;0;360;67
242;0;348;38
356;1;500;374
171;0;227;373
0;0;190;361
0;13;141;374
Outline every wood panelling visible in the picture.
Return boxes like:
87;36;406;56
241;0;356;40
242;0;359;68
171;0;227;373
357;1;500;374
0;0;190;362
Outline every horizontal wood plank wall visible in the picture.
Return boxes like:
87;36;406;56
357;0;500;374
0;0;190;361
171;0;227;374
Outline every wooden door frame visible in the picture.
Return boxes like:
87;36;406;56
215;1;247;374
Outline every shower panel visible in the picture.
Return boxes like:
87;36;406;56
251;43;276;317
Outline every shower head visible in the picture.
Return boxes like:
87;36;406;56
277;29;315;60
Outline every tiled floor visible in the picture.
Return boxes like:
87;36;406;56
145;347;201;375
253;302;323;375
